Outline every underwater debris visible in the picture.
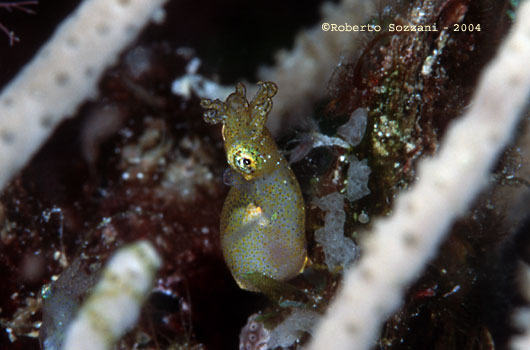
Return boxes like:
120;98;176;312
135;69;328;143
288;107;369;164
268;309;320;349
337;108;368;147
314;192;358;271
0;295;41;343
288;132;348;165
171;56;234;101
345;155;371;203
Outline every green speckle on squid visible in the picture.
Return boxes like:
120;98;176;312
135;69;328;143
201;82;307;292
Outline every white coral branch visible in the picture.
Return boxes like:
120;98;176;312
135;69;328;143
0;0;168;191
62;240;161;350
308;1;530;349
512;262;530;350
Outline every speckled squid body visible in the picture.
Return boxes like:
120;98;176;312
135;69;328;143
201;82;306;291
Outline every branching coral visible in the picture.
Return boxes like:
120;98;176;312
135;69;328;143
0;0;168;191
308;1;530;349
61;241;161;350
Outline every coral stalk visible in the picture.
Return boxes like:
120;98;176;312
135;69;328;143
0;0;167;191
511;263;530;350
61;241;161;350
308;1;530;349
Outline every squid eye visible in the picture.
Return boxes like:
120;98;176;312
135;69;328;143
235;154;255;174
233;149;261;176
